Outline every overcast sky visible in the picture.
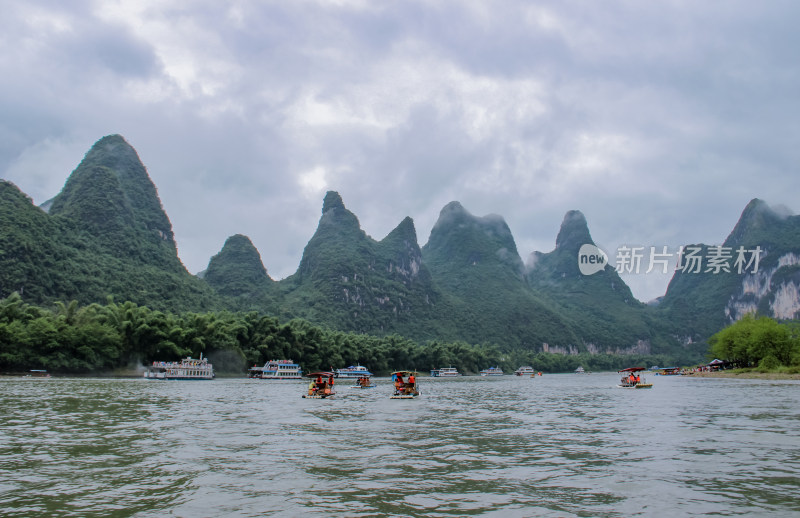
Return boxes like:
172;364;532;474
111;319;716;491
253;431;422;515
2;0;799;302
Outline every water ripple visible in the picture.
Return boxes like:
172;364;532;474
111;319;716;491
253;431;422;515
1;374;798;516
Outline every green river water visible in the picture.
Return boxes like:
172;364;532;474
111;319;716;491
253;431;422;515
1;373;798;517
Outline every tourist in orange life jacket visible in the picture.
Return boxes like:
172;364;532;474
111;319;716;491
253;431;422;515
395;374;404;393
406;373;416;393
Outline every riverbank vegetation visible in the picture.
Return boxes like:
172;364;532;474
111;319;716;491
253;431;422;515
709;314;800;371
0;294;682;376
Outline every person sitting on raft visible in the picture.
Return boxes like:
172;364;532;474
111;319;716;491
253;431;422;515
394;374;404;394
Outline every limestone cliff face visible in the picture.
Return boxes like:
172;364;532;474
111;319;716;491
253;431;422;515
772;282;800;319
548;340;653;356
725;251;800;321
379;216;426;284
721;200;800;322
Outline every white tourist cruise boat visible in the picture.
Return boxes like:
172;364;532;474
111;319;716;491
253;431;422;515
430;366;461;377
514;366;535;376
248;359;303;379
144;355;214;380
479;367;504;376
334;364;373;378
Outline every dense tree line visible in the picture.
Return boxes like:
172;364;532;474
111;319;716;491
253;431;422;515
0;294;694;376
0;294;492;374
709;314;800;370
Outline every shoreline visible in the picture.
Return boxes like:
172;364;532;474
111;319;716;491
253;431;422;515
685;370;800;380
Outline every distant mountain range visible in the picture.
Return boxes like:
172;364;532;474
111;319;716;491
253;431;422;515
2;135;799;361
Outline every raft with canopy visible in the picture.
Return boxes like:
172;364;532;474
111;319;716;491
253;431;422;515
618;367;653;389
390;370;420;399
302;371;337;398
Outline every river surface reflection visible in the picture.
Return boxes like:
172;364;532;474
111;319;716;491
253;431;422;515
1;373;798;516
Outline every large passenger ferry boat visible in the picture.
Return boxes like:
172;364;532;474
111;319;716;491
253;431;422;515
248;359;303;379
430;366;461;377
334;364;373;378
144;355;215;380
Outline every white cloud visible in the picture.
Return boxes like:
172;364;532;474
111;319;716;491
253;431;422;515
298;165;328;197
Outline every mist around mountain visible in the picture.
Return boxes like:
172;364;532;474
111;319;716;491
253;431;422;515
3;135;799;364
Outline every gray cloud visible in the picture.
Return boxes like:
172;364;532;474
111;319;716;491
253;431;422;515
2;0;799;302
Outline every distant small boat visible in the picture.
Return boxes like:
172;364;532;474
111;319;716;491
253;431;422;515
479;367;504;376
350;375;375;389
27;369;50;378
430;366;461;377
574;366;586;374
514;366;535;376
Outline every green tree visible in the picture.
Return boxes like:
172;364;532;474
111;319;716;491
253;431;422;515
710;314;800;368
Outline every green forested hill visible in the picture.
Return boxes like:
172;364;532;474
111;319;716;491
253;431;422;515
0;181;64;301
47;134;183;273
276;191;446;340
526;210;672;355
0;136;220;312
204;234;273;295
421;201;580;349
